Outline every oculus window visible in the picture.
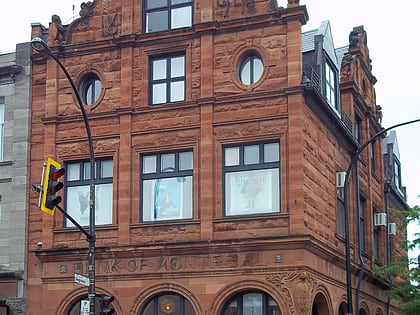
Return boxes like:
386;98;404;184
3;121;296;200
223;142;280;216
141;150;193;221
144;0;192;33
80;73;102;105
221;291;281;315
150;54;186;105
141;293;195;315
239;53;264;85
65;158;113;227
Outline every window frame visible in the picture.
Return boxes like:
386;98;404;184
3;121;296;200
64;158;113;227
0;99;4;161
140;150;193;222
221;291;281;315
79;73;102;106
149;53;186;105
141;292;195;315
324;58;338;112
223;141;280;217
143;0;193;33
238;52;264;85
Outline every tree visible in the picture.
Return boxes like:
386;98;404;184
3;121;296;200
374;206;420;314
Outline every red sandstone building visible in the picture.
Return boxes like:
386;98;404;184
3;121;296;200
27;0;406;314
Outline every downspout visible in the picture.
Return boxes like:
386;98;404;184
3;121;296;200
355;162;365;314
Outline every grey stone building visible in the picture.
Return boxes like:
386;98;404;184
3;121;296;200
0;42;31;315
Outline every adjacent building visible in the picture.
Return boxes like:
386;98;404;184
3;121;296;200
27;0;406;314
0;43;31;315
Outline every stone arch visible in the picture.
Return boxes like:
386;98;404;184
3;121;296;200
208;279;287;315
373;306;384;315
359;301;370;315
311;286;332;315
129;282;202;315
55;286;122;314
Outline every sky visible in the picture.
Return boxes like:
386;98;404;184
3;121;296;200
1;0;419;245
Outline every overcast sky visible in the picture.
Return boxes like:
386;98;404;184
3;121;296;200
1;0;419;239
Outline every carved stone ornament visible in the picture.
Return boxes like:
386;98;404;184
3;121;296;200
80;1;95;18
6;297;25;315
266;271;317;315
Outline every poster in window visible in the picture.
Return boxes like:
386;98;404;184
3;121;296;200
226;169;279;215
66;183;113;227
152;178;183;220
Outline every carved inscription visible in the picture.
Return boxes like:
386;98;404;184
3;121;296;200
65;252;263;275
217;0;255;17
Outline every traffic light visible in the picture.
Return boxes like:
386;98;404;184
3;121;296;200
99;294;115;314
40;158;65;215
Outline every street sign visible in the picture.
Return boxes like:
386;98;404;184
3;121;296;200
74;273;90;286
80;300;89;315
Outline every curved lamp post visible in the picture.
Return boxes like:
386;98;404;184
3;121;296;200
31;37;97;315
343;118;420;315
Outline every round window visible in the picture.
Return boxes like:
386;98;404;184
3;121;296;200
80;73;102;105
239;53;264;85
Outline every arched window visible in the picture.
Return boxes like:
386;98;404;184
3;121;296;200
221;291;281;315
141;293;195;315
239;53;264;85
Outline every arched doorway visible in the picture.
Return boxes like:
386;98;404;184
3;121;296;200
311;293;329;315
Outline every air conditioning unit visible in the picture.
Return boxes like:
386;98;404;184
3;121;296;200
374;213;387;226
388;222;397;235
336;172;346;188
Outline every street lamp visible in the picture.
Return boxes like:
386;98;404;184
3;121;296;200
343;118;420;315
31;37;97;315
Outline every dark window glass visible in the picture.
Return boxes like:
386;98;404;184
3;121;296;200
221;291;281;315
141;293;195;315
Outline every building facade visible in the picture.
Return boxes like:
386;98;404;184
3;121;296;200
0;43;31;315
27;0;404;314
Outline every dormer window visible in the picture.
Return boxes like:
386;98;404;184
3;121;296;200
325;60;337;110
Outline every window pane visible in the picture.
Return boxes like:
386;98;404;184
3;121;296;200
171;6;192;29
101;160;113;178
153;59;167;80
171;0;191;4
243;293;262;315
161;153;175;171
94;80;101;99
264;143;279;163
86;84;93;105
143;155;157;174
66;183;113;227
225;169;279;216
142;176;192;221
84;162;95;180
170;81;185;102
146;11;168;32
253;57;263;83
153;83;167;104
225;147;239;166
244;145;259;165
240;58;251;85
179;151;193;170
171;56;185;78
67;163;80;181
147;0;167;9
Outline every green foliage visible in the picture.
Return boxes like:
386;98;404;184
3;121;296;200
373;206;420;315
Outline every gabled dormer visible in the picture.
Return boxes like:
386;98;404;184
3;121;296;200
302;21;342;115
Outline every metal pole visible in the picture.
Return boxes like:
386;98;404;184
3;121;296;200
343;118;420;315
31;38;96;314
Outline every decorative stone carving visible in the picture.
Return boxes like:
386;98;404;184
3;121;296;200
340;53;354;81
6;297;25;315
80;1;95;18
47;15;64;46
266;271;317;315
